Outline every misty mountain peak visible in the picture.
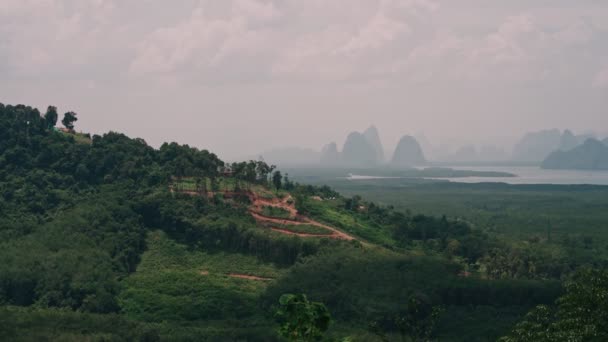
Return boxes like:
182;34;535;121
363;125;384;162
320;142;340;165
391;135;426;166
542;138;608;170
342;132;378;166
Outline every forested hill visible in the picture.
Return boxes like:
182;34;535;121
1;102;607;341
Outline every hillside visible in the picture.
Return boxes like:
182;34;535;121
391;135;426;166
363;125;385;163
513;129;597;162
542;139;608;170
341;131;378;166
512;129;562;162
2;102;601;341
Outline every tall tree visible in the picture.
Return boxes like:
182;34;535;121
272;170;283;191
276;294;331;342
62;111;78;131
500;268;608;341
44;105;58;128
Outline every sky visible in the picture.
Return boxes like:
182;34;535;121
1;0;607;160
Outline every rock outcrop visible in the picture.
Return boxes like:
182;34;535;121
391;135;426;166
342;132;378;166
363;125;384;163
542;139;608;170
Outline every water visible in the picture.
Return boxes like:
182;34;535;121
428;166;608;185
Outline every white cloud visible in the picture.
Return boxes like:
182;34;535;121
1;0;607;88
129;0;439;81
0;0;129;78
129;0;282;77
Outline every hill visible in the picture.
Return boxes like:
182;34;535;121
0;102;586;341
341;131;378;166
513;129;597;162
363;125;385;163
391;135;426;166
320;142;340;165
542;139;608;170
512;129;562;162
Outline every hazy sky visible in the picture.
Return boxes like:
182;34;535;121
1;0;607;159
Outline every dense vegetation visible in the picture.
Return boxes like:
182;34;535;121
1;102;606;341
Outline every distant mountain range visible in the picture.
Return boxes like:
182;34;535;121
256;126;606;169
319;126;426;167
542;138;608;170
512;129;596;163
363;126;385;162
391;136;425;166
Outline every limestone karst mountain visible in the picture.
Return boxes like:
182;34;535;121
513;129;597;162
391;135;426;166
559;130;579;151
542;139;608;170
363;125;385;163
320;142;340;165
512;129;562;162
342;132;378;166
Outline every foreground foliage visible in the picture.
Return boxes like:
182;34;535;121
500;268;608;341
1;102;605;341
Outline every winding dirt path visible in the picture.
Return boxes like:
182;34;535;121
173;184;358;242
228;273;273;281
249;206;355;241
270;227;333;238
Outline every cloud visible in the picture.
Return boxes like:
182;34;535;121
129;0;282;79
270;0;439;81
129;0;439;82
0;0;128;79
1;0;607;88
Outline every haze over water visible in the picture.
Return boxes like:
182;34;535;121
350;166;608;185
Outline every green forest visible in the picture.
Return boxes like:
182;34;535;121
1;102;607;341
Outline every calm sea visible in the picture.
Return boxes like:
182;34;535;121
431;166;608;185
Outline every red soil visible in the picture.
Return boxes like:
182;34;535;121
270;227;333;238
228;273;273;281
173;185;357;241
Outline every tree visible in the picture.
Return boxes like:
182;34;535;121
62;111;78;131
368;294;443;342
276;294;331;342
396;294;443;342
272;170;283;191
44;106;58;128
500;268;608;341
284;173;294;190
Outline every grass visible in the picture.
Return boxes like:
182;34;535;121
261;205;292;219
275;224;333;235
135;230;283;280
301;198;396;246
119;231;284;323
